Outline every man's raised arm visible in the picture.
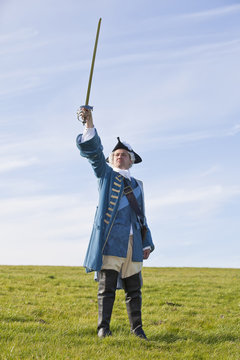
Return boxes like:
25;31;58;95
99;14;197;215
76;108;109;180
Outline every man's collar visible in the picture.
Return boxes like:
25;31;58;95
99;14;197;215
112;167;131;180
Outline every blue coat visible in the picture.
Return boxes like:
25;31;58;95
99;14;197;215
76;130;154;273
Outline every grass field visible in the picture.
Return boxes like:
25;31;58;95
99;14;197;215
0;266;239;359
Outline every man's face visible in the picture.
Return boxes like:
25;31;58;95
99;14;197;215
112;149;133;170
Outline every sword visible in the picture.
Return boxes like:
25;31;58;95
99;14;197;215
77;18;102;123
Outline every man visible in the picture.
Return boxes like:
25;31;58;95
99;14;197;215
76;108;154;339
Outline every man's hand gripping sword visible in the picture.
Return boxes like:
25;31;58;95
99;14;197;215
77;18;102;124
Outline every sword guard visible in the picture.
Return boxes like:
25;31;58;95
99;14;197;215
77;105;93;123
80;105;93;110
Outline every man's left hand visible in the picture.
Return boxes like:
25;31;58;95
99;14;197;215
143;249;151;260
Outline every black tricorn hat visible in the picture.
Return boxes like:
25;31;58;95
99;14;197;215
106;137;142;164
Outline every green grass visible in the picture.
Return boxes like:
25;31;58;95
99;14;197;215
0;266;239;359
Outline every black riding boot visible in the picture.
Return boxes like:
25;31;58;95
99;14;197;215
122;272;147;340
97;269;118;338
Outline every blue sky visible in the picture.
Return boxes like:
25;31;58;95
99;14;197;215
0;0;239;268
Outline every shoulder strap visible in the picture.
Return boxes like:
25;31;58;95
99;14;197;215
123;178;144;221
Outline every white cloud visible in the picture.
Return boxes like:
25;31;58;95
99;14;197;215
0;28;39;46
0;178;45;195
0;157;38;173
0;240;86;266
228;124;240;136
0;76;44;96
0;194;95;265
142;4;240;32
0;134;73;163
178;4;240;21
91;39;240;69
147;184;240;222
135;124;240;150
156;185;240;207
0;59;89;80
200;165;221;178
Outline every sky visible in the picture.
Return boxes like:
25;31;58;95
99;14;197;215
0;0;239;269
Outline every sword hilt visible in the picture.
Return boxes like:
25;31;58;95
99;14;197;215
77;105;93;124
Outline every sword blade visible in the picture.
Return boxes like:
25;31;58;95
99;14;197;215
85;18;102;106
